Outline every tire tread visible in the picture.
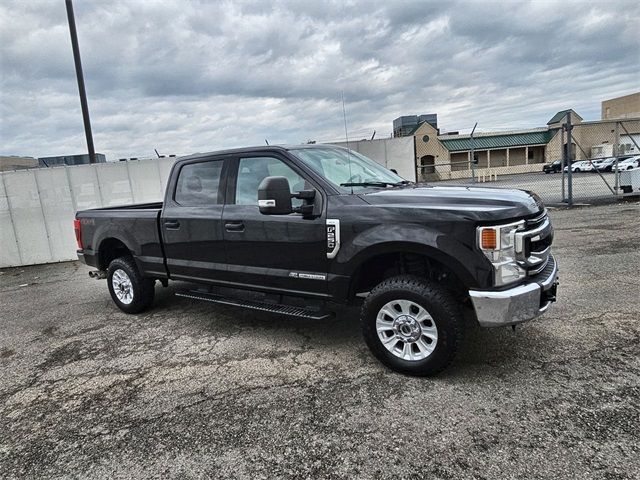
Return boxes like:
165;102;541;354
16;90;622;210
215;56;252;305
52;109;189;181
107;256;155;314
360;274;463;376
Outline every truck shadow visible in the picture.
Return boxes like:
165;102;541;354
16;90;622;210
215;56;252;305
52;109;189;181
152;285;554;377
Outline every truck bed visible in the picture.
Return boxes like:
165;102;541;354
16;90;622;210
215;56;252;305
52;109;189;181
85;202;164;213
76;202;166;278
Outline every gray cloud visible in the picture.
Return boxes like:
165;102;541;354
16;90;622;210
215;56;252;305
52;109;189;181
1;0;639;160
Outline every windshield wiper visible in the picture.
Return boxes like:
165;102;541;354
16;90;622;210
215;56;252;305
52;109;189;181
340;180;412;188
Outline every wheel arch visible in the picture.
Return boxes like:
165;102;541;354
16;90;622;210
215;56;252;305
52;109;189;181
97;237;133;270
346;241;478;299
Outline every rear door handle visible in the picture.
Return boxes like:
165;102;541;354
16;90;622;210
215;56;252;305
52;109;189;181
164;220;180;229
225;221;245;232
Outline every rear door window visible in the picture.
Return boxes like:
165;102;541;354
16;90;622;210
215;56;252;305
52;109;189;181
174;161;224;206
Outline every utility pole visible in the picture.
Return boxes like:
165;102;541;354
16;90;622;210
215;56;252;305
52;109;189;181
470;122;478;183
65;0;96;163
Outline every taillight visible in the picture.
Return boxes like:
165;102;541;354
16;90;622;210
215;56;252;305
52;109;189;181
74;218;83;249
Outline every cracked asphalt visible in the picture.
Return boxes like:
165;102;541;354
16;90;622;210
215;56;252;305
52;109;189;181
1;202;639;479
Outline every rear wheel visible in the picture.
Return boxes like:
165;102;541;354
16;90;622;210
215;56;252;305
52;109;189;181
107;256;155;313
361;275;463;376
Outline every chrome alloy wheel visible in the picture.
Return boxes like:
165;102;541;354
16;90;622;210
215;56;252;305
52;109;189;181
112;269;134;305
376;299;438;361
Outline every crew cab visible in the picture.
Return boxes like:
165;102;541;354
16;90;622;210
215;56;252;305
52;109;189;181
75;145;558;376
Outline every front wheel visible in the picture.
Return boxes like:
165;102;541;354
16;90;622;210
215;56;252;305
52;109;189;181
107;256;155;313
360;275;463;376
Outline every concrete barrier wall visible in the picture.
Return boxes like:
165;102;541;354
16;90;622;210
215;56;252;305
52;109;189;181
0;158;176;268
1;141;416;268
328;137;416;181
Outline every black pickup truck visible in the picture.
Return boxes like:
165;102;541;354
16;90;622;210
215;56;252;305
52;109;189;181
75;145;558;375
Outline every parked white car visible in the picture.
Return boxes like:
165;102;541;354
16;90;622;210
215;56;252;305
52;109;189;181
588;160;604;172
618;156;640;171
596;157;620;172
564;161;592;173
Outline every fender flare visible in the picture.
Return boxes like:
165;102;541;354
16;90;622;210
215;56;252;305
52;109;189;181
93;225;140;269
335;224;490;289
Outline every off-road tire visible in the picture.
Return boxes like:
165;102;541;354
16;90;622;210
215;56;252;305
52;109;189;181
107;256;155;314
361;275;463;376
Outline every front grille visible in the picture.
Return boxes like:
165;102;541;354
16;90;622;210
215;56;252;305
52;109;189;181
527;257;550;276
537;254;556;279
528;235;552;255
526;211;547;229
516;210;553;276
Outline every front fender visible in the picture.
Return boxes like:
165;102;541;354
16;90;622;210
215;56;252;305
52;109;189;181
335;223;490;289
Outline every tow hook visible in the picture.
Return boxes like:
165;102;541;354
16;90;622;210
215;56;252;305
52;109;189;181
543;282;558;304
88;270;107;279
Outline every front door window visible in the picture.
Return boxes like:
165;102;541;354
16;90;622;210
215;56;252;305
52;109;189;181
235;156;306;207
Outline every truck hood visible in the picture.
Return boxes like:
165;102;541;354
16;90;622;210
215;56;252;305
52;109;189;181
358;184;543;220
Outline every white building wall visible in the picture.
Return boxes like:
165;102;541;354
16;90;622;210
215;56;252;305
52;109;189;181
620;134;640;154
328;137;416;181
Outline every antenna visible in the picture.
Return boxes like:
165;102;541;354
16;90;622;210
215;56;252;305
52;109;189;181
154;148;160;158
341;90;354;194
265;139;269;145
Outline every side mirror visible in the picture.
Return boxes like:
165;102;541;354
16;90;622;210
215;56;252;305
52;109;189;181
258;176;293;215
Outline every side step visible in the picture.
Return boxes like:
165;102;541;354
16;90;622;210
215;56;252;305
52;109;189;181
175;290;334;320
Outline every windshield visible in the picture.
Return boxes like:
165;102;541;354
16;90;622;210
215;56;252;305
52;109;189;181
289;147;405;192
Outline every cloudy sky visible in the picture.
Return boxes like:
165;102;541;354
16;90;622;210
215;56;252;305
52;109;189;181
1;0;639;160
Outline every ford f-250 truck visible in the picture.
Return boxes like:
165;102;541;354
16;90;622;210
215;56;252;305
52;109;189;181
75;145;558;376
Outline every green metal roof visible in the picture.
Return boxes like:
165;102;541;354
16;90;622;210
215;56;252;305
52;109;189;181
440;130;556;152
547;109;582;125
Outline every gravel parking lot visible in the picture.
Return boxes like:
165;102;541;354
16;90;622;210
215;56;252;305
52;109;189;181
1;202;639;479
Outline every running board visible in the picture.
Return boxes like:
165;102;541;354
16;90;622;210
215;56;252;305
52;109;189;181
175;290;334;320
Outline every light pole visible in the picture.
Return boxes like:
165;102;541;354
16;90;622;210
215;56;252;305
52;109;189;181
65;0;96;163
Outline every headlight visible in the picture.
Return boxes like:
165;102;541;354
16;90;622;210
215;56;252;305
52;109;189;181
478;221;525;286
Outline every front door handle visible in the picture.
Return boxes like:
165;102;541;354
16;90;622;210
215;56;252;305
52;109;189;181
225;221;245;232
164;220;180;230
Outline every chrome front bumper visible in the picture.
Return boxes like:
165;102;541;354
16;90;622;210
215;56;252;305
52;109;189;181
469;255;558;328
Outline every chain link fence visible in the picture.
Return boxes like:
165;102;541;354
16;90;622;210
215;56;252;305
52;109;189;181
416;116;640;205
